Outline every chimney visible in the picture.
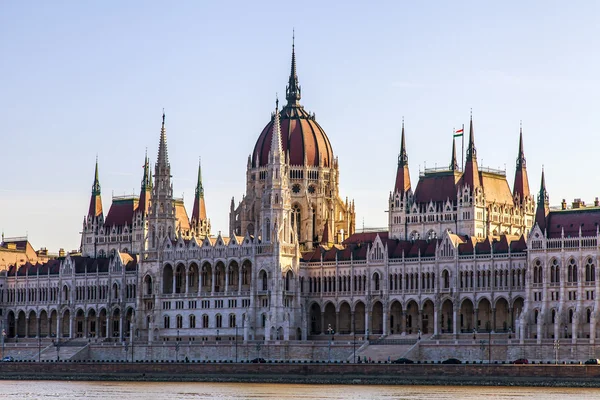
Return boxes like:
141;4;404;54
572;198;583;209
595;197;599;207
58;248;66;257
561;199;567;210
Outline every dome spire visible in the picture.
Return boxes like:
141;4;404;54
286;30;301;107
450;136;459;171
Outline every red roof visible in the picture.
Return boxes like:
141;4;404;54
104;198;138;227
546;208;600;238
414;172;460;204
252;105;333;168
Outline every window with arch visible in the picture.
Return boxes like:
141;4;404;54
202;314;209;328
229;314;236;328
216;314;222;328
443;270;450;289
292;204;301;241
176;315;183;329
586;257;595;282
189;314;196;329
373;273;380;291
164;315;170;329
568;259;578;283
550;259;560;283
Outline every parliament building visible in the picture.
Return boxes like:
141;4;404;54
1;42;598;359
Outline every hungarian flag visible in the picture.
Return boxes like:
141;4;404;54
453;128;464;138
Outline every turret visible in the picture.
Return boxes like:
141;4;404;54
88;157;103;219
534;168;550;233
513;124;531;201
393;119;411;197
461;115;480;191
191;158;210;238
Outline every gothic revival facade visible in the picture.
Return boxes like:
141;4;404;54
2;42;600;355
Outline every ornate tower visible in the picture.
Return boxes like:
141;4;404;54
147;111;176;252
231;39;355;249
81;158;105;256
457;116;486;237
513;125;534;237
388;121;413;240
190;158;210;238
534;168;550;234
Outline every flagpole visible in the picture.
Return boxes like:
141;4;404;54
461;123;464;172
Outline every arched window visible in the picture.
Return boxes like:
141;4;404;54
189;315;196;328
229;314;236;328
373;273;380;291
164;315;170;329
176;315;183;329
202;314;209;328
443;270;450;289
216;314;222;328
586;257;595;282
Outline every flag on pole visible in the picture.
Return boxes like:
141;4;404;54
453;128;464;138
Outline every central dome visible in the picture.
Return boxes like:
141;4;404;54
251;43;334;168
252;105;334;168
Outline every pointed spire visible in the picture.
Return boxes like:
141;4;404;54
398;118;408;167
141;148;151;191
195;157;204;199
88;158;103;218
285;31;301;107
513;123;530;200
466;112;477;161
450;137;459;171
394;119;411;195
191;157;208;230
535;167;550;232
461;112;480;190
157;109;169;168
92;155;101;195
269;96;284;162
516;121;526;168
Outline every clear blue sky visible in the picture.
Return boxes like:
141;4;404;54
1;1;599;252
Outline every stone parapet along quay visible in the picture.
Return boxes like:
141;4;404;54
2;362;600;387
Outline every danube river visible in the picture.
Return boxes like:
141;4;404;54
2;381;600;399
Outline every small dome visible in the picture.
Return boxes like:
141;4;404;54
252;105;334;168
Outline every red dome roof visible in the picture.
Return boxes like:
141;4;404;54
252;105;334;168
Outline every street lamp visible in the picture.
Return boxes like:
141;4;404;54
564;325;568;339
327;324;334;363
473;328;476;341
554;339;560;364
176;329;180;362
2;328;6;360
353;318;356;364
418;329;421;341
508;327;512;340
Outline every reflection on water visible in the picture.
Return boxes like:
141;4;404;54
2;381;600;400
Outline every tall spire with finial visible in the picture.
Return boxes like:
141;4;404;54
191;157;209;237
88;156;103;217
285;30;301;107
269;95;284;163
535;167;550;232
450;137;459;171
513;122;530;200
157;109;169;169
138;150;152;215
394;118;411;195
461;111;480;190
466;110;477;162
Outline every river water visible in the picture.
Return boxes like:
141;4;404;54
2;381;600;399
